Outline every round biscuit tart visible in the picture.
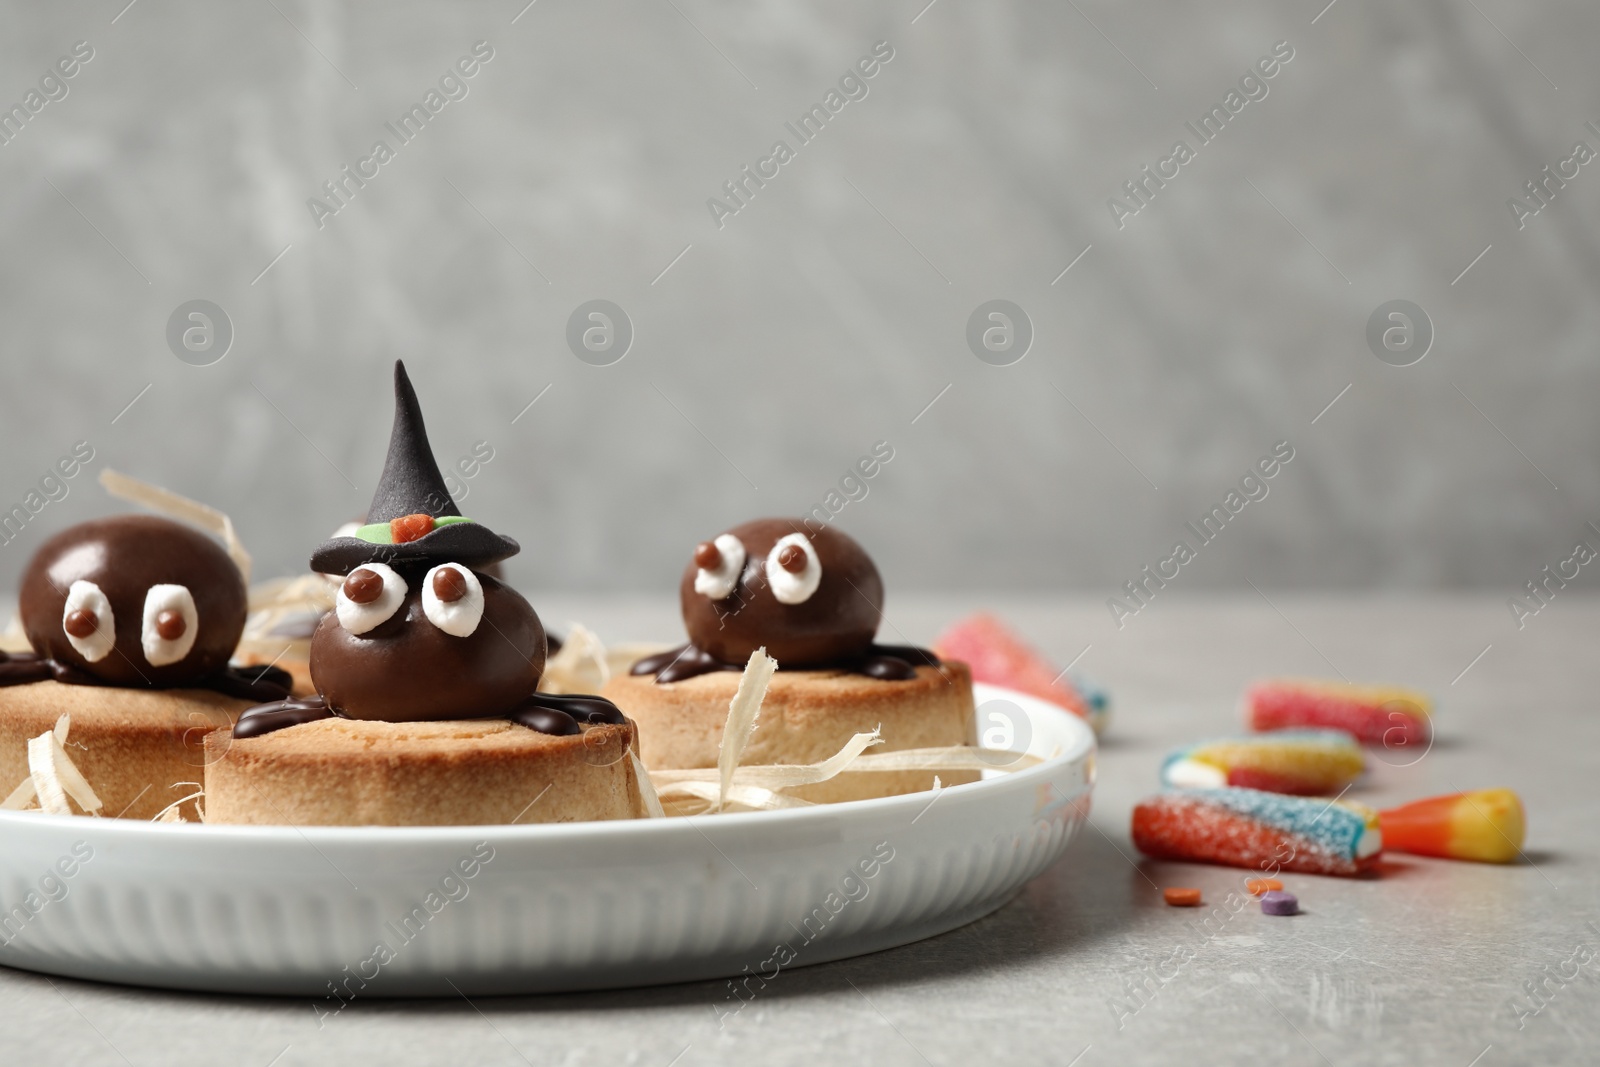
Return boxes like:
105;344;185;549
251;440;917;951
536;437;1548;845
204;717;643;826
0;680;244;821
602;661;977;803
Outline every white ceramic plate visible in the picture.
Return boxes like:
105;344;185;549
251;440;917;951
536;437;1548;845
0;684;1093;996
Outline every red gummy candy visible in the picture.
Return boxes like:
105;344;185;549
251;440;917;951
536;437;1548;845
1246;680;1430;747
935;613;1089;719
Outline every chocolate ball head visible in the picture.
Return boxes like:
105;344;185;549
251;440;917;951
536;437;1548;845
311;573;544;721
20;516;247;686
680;519;883;667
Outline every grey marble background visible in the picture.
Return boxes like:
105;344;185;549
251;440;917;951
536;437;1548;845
1;0;1596;597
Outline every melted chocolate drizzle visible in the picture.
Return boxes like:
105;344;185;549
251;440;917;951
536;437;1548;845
232;695;335;738
230;688;626;740
0;650;292;702
631;642;941;683
513;691;628;726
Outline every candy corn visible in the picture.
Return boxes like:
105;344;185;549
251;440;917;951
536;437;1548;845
936;613;1108;733
1161;729;1364;795
1246;678;1431;747
1132;787;1382;877
1379;789;1525;864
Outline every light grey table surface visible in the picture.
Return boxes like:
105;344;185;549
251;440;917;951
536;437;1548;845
2;593;1595;1067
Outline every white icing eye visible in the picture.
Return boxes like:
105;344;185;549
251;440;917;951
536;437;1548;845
336;563;407;635
62;580;115;662
422;563;484;637
765;533;821;605
693;534;747;600
142;584;199;667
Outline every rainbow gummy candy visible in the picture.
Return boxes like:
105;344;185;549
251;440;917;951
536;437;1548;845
935;613;1109;734
1246;678;1431;747
1161;729;1364;795
1379;788;1525;864
1131;787;1382;877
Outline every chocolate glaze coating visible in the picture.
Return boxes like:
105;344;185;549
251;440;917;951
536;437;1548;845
679;518;883;667
310;571;545;722
19;516;248;687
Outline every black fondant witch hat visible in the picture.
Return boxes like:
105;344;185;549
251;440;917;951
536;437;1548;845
310;361;519;574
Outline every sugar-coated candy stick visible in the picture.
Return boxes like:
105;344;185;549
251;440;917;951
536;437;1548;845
1163;887;1202;906
1260;890;1299;916
1245;678;1431;747
1378;788;1525;864
1131;787;1382;877
935;613;1108;734
1161;729;1364;795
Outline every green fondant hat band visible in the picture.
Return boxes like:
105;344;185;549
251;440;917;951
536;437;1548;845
354;514;475;545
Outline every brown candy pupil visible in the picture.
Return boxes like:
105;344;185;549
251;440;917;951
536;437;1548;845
693;541;722;569
343;569;385;604
64;609;98;638
432;567;469;603
156;609;187;641
777;544;808;573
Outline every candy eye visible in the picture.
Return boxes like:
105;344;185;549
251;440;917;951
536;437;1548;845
693;534;747;600
62;580;115;662
422;563;484;637
336;563;407;635
142;584;199;666
765;534;821;604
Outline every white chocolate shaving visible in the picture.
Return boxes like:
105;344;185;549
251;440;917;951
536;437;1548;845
629;750;665;819
655;780;815;814
2;776;37;810
151;790;205;823
717;649;777;812
28;733;71;815
99;468;252;585
46;732;102;814
652;729;884;790
539;623;612;695
6;717;108;816
693;533;747;600
237;573;336;666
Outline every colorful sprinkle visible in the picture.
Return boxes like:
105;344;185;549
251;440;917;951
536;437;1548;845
1260;890;1299;916
1163;887;1202;907
1246;878;1283;896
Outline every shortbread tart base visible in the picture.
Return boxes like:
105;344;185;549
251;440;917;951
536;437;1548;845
600;661;978;803
0;680;247;821
203;717;646;826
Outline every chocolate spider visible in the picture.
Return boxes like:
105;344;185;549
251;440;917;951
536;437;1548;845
0;515;291;701
630;517;939;683
232;361;621;739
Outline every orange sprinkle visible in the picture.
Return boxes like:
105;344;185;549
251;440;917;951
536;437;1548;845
1247;878;1284;896
1163;887;1202;907
390;513;435;543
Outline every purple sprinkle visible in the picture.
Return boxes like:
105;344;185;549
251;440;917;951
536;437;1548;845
1260;890;1299;916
